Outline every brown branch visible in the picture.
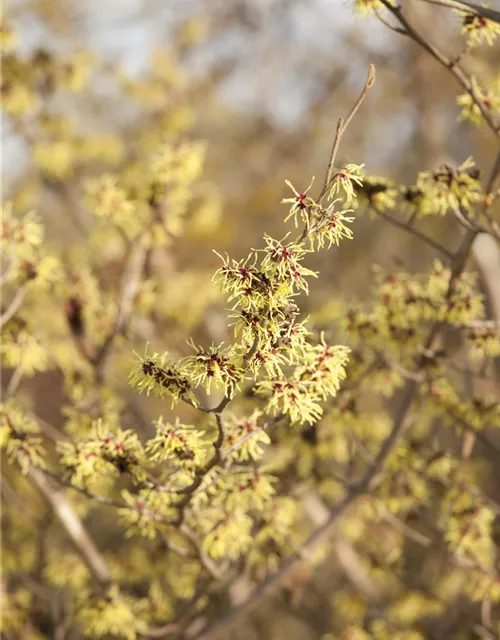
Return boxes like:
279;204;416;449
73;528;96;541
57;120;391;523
0;286;26;329
93;240;148;378
320;64;376;199
172;413;226;525
190;221;480;640
0;251;16;287
43;469;176;524
379;0;500;136
180;523;225;580
190;488;359;640
28;467;112;589
373;205;454;259
145;413;286;501
376;504;432;547
4;362;24;401
416;0;500;24
1;473;43;523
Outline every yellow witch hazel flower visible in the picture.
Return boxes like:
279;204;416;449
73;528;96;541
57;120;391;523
457;76;500;126
0;586;35;637
464;572;500;603
1;402;46;474
63;50;95;92
466;324;500;360
353;175;398;212
33;140;76;179
442;490;495;570
459;9;500;47
76;586;147;640
282;177;320;228
312;202;355;249
202;510;254;560
207;468;277;512
224;410;271;462
182;340;243;396
129;347;193;406
294;338;351;401
150;140;205;186
247;496;297;570
259;233;318;294
43;551;90;590
256;336;350;425
416;157;483;216
329;163;365;202
1;20;17;52
119;489;177;539
1;326;51;376
145;416;209;468
256;377;323;424
1;204;43;259
86;174;148;239
57;419;148;490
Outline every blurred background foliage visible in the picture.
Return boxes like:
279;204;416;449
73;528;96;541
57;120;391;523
2;0;500;638
4;0;499;420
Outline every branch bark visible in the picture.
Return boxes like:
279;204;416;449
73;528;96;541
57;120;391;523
28;467;112;589
417;0;500;24
380;0;500;136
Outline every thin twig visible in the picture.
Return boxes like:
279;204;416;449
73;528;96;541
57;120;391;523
377;505;432;547
0;286;26;329
4;363;24;400
373;205;454;259
1;473;43;523
485;149;500;195
44;468;177;524
0;252;16;287
28;466;112;588
180;523;224;580
93;240;148;378
172;413;227;522
321;64;376;198
416;0;500;24
373;6;406;33
379;0;500;136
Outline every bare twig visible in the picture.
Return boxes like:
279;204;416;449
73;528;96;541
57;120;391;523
303;492;379;597
485;149;500;196
0;252;16;287
416;0;500;24
43;469;177;524
1;473;43;523
93;240;148;378
28;467;112;588
373;205;454;259
26;412;70;442
321;64;376;198
374;6;406;33
379;0;500;136
0;286;26;329
180;523;224;580
170;413;227;528
377;505;432;547
4;362;24;400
